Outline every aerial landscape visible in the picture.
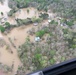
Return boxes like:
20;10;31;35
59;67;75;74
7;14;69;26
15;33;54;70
0;0;76;75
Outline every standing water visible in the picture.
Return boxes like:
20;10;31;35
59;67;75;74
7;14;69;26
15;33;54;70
0;0;11;18
0;0;40;75
0;0;21;75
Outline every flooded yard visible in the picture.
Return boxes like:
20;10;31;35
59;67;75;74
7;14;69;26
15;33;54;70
15;7;39;19
7;7;39;25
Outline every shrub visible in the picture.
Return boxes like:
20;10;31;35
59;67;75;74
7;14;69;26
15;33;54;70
62;29;69;34
39;13;48;19
50;59;55;65
16;18;32;25
71;45;76;49
50;20;58;25
1;12;3;15
36;28;50;38
35;18;43;23
61;19;74;26
8;10;15;16
61;57;66;61
50;50;56;56
0;25;5;32
32;54;43;69
36;30;45;38
31;17;43;23
44;7;48;12
66;21;74;26
5;22;10;28
27;9;29;13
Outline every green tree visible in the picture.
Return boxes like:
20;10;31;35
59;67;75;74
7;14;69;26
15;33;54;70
0;25;5;32
27;9;29;13
5;22;10;28
1;12;3;15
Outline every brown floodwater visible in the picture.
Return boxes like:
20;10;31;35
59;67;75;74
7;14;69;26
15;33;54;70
0;0;11;17
6;25;35;47
15;7;39;19
0;24;35;75
7;7;39;25
0;0;39;74
0;0;55;75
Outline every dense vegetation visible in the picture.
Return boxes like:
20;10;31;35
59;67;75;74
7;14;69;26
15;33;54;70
8;0;76;74
9;0;76;19
0;25;5;32
17;19;76;75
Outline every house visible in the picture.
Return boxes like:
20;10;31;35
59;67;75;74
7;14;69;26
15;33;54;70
33;23;38;26
35;37;40;42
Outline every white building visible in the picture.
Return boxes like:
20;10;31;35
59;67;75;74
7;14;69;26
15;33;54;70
35;37;40;42
33;23;38;26
48;19;51;23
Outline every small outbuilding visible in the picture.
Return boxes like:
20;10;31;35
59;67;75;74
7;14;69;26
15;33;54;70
33;23;38;26
48;19;51;23
35;37;40;42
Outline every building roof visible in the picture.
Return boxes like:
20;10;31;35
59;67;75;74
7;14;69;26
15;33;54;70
35;37;40;42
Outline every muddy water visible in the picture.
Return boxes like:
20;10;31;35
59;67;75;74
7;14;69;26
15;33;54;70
0;0;21;74
0;0;39;25
6;7;39;25
0;24;35;75
7;7;39;25
6;25;35;47
15;7;39;19
0;0;55;74
0;36;21;75
7;17;17;25
0;0;39;74
0;0;11;17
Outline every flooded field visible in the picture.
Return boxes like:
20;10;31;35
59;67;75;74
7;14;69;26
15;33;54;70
0;0;56;74
0;0;40;74
0;24;35;74
15;7;39;19
7;7;39;25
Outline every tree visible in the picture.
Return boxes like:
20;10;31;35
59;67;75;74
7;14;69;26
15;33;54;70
5;22;10;28
0;25;5;32
1;12;3;15
27;9;29;13
39;13;48;19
